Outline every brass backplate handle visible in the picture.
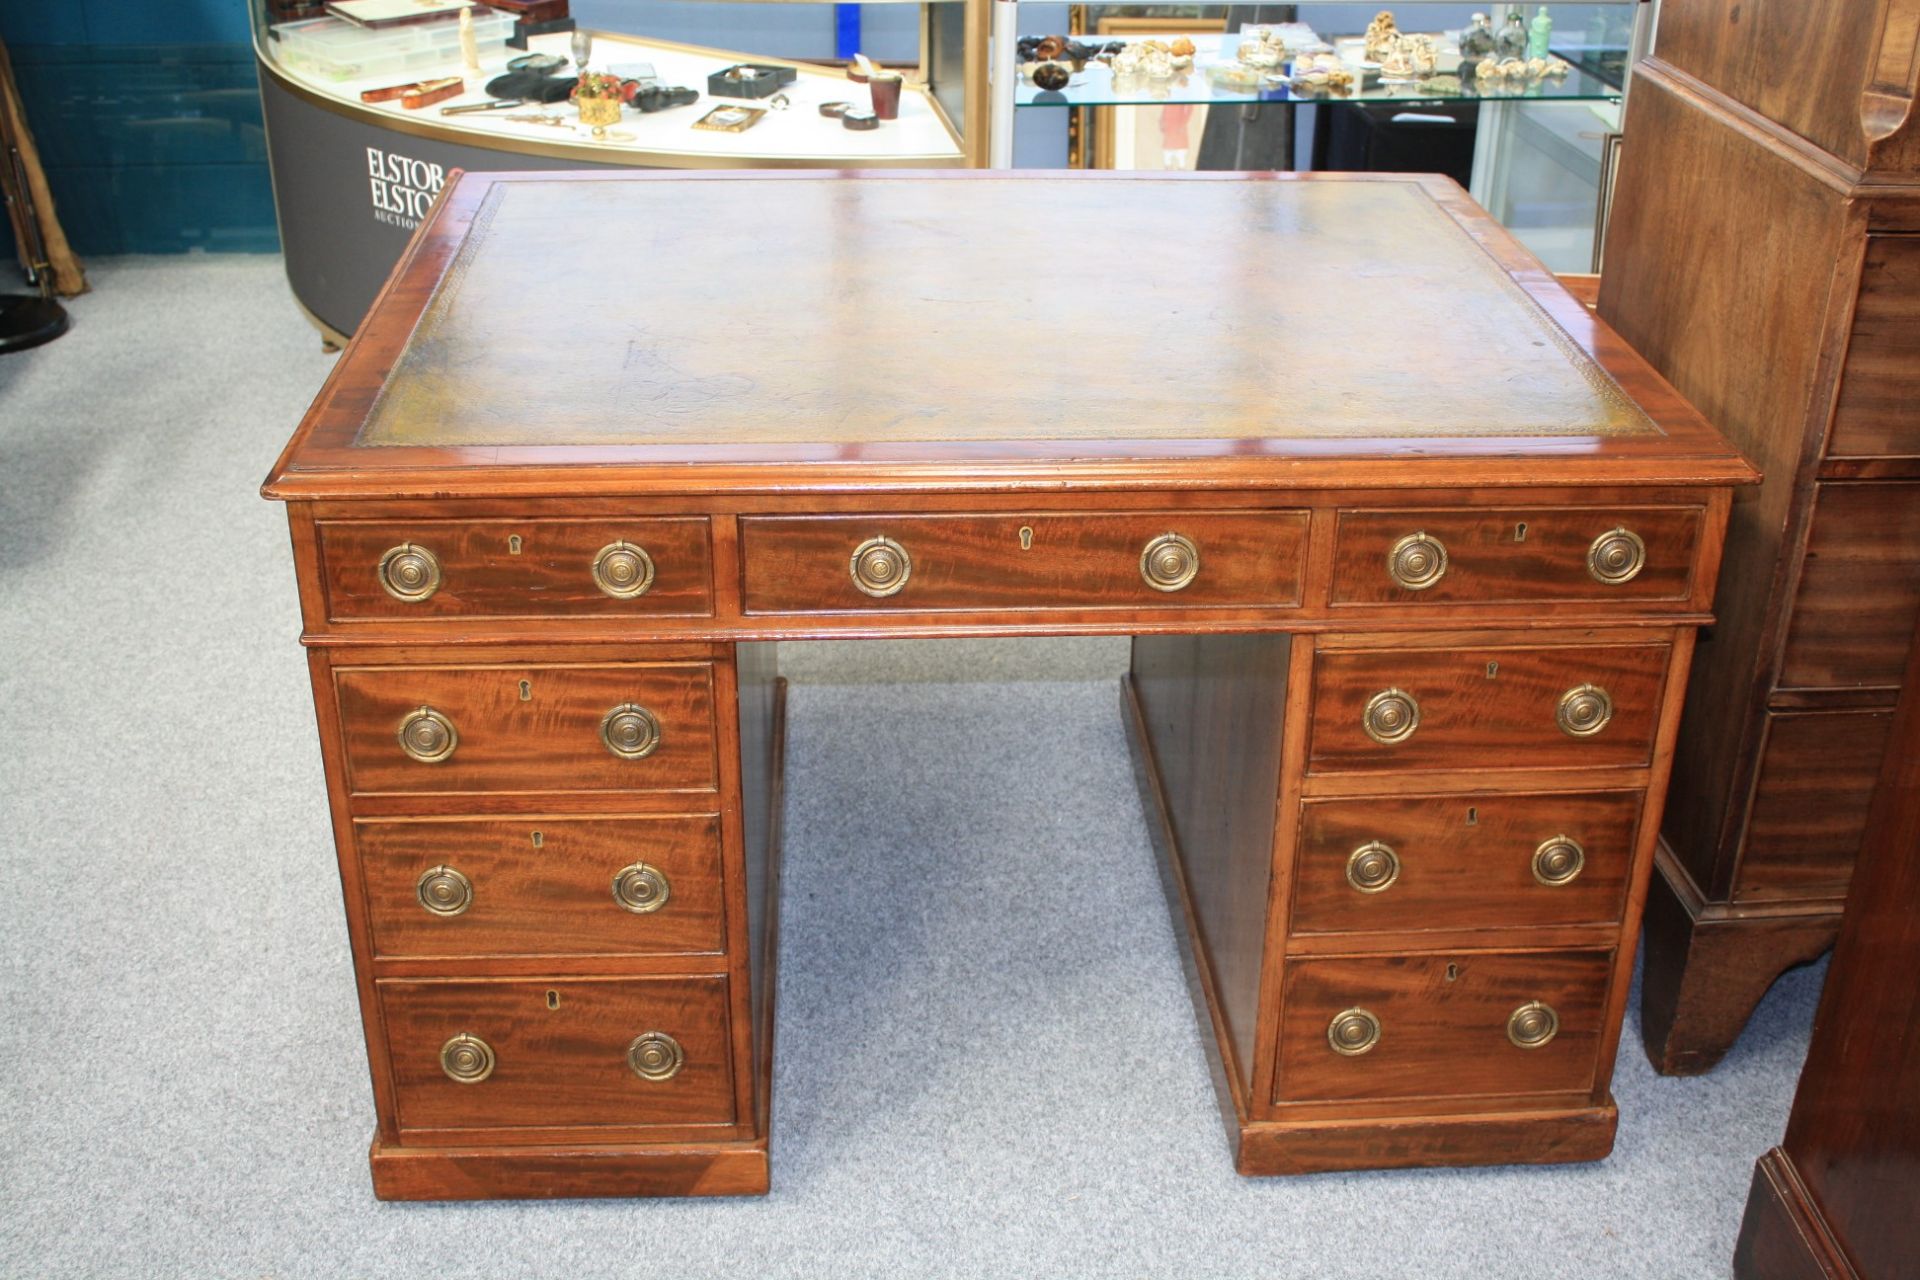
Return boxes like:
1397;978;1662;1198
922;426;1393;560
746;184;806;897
612;862;670;914
397;707;458;763
1345;841;1401;893
1140;532;1201;592
1507;1001;1560;1049
377;542;442;602
1387;531;1448;590
1362;688;1421;744
1532;835;1586;886
416;865;474;916
1556;684;1615;737
1328;1007;1382;1056
440;1033;496;1083
592;540;657;598
601;703;662;759
850;536;911;598
1587;527;1647;585
627;1031;685;1081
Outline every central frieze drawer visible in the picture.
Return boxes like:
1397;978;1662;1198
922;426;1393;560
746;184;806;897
1274;950;1612;1104
318;517;714;621
360;815;727;959
336;662;718;797
739;511;1308;613
1291;790;1641;935
382;975;736;1137
1308;641;1671;774
1331;507;1700;605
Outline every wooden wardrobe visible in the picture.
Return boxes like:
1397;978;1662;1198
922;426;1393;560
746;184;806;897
1597;0;1920;1074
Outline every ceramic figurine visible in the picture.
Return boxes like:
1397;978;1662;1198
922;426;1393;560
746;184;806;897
1363;11;1399;62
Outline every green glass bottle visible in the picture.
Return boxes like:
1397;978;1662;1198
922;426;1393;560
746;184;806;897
1528;6;1554;60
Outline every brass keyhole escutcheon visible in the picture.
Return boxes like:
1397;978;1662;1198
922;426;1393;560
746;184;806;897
546;990;560;1010
600;703;662;760
1327;1007;1382;1057
508;534;523;555
1556;684;1615;738
850;536;911;598
415;865;473;917
1345;841;1401;894
1445;963;1460;982
1507;1002;1560;1049
440;1033;496;1083
1019;525;1034;551
518;679;532;702
1386;531;1447;590
1532;835;1586;886
397;707;458;763
627;1031;685;1081
1362;688;1420;745
1140;532;1200;592
612;862;671;914
1513;522;1529;542
592;540;656;599
377;543;442;602
1587;527;1647;585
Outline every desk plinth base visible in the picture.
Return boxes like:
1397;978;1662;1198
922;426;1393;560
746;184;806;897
1122;668;1622;1177
369;1137;770;1201
1231;1104;1618;1176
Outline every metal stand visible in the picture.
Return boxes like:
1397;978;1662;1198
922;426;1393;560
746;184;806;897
0;292;67;353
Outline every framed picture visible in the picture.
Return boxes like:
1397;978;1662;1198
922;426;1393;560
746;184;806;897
1090;17;1228;171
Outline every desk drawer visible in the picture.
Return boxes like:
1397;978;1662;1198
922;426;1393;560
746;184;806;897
1307;641;1670;774
739;511;1308;613
1291;791;1640;935
318;518;713;621
1274;950;1611;1104
1331;508;1700;606
337;662;718;797
360;816;726;960
383;975;735;1136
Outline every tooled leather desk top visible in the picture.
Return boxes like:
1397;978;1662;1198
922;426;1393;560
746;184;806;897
264;171;1752;499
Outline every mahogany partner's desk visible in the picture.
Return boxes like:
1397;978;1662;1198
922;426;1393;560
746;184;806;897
263;170;1754;1200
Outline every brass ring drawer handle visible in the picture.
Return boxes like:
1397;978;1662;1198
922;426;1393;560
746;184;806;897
1587;527;1647;585
440;1033;496;1083
600;703;662;759
1328;1007;1382;1056
1556;684;1614;737
1345;841;1401;893
397;706;458;763
1140;532;1201;592
592;540;657;598
1362;688;1420;744
612;862;670;914
627;1031;685;1081
1507;1001;1560;1049
1387;531;1448;590
1532;835;1586;886
377;542;442;602
416;865;474;916
850;536;911;597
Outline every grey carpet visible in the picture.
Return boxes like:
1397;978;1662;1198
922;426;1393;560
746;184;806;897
0;256;1826;1279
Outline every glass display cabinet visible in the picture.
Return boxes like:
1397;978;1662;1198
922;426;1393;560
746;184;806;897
990;2;1645;271
250;0;986;336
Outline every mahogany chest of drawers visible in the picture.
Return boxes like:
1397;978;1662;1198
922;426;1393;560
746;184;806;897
1597;0;1920;1076
264;170;1752;1199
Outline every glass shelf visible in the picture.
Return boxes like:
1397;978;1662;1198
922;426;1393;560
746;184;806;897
1014;36;1622;109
